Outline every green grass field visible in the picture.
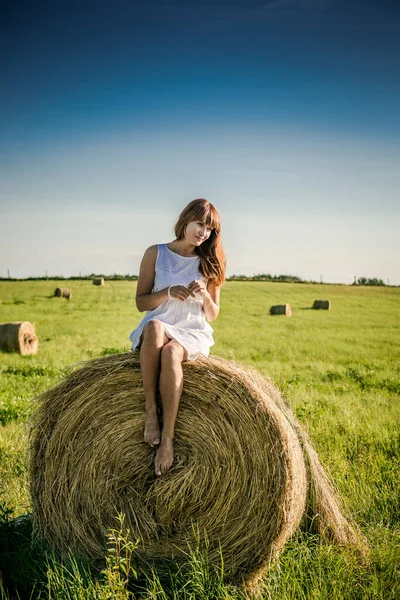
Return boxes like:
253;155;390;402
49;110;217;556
0;280;399;599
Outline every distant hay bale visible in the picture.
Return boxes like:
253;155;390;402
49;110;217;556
313;300;331;310
54;287;72;300
0;321;38;355
29;354;366;587
93;277;105;286
270;304;292;316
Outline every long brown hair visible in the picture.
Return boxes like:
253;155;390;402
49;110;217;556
174;199;226;286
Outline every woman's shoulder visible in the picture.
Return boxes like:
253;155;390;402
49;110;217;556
144;244;168;257
140;245;160;269
144;244;160;256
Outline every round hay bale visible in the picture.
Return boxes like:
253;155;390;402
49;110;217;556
29;354;365;586
54;287;72;300
0;321;38;355
93;277;105;286
313;300;331;310
270;304;291;316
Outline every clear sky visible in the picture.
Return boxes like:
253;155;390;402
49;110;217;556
1;0;399;284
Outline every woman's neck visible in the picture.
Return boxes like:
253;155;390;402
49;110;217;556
168;239;197;257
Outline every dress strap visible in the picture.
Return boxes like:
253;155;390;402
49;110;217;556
155;243;166;269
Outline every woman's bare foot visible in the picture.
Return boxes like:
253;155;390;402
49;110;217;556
144;410;160;447
155;437;174;476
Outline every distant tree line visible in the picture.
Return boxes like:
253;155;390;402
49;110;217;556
352;277;386;286
228;274;307;283
0;274;139;282
0;274;390;286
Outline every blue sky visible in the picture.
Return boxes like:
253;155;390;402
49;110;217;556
1;0;399;283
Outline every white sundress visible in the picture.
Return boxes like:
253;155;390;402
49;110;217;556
129;243;214;360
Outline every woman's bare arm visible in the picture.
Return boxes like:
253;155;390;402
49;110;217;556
202;284;220;322
135;246;169;312
188;280;220;322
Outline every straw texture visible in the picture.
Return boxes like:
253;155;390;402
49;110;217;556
0;321;38;355
29;353;365;585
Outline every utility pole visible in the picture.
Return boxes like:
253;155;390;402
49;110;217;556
7;269;10;279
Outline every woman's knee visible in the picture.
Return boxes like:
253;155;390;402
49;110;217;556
142;319;165;341
161;341;184;364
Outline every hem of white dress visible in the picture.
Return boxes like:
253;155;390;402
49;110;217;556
129;319;212;361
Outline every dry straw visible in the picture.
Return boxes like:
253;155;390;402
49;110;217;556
270;304;292;316
29;353;366;586
0;321;38;355
93;277;105;286
313;300;331;310
54;287;72;300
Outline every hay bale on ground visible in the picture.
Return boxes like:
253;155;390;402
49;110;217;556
29;353;366;587
313;300;331;310
0;322;38;355
54;287;72;300
93;277;105;286
270;304;291;316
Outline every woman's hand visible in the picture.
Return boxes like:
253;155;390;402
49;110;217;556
169;285;196;301
187;280;209;298
188;280;220;321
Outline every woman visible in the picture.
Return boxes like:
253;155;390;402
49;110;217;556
129;199;226;476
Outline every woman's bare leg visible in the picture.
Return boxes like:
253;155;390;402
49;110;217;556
140;320;168;446
155;340;187;476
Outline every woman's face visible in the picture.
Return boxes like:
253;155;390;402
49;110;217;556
184;221;213;246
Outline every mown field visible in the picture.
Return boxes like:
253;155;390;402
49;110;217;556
0;280;399;599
